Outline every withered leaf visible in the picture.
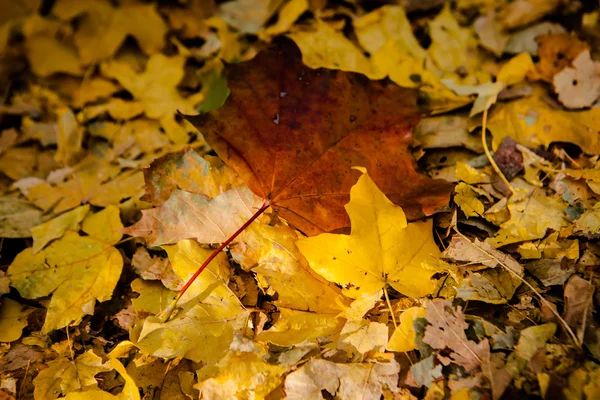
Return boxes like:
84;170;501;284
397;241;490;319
186;39;453;235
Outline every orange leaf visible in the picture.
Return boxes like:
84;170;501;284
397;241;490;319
186;40;453;235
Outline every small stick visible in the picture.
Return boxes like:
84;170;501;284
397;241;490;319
481;109;515;195
158;201;271;322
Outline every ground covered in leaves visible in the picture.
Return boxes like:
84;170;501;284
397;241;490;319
1;0;600;399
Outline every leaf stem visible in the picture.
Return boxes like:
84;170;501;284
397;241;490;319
158;200;271;322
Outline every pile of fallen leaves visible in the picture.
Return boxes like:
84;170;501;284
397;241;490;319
1;0;600;399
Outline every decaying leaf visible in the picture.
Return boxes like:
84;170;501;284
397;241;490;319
122;186;264;246
297;170;441;299
0;196;45;238
422;299;489;372
285;357;401;400
553;50;600;109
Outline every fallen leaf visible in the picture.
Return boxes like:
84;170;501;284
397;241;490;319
62;357;141;400
33;350;110;399
284;358;401;400
514;323;556;361
8;213;123;332
130;279;176;316
100;54;203;119
454;182;485;217
442;235;523;275
217;0;281;34
487;179;568;247
23;16;82;77
288;19;377;78
195;350;287;399
30;204;90;253
122;186;264;246
505;22;565;56
387;307;426;352
407;355;443;388
536;33;589;81
563;275;594;339
186;39;453;235
256;307;344;346
428;5;477;73
260;0;308;38
422;299;489;372
498;0;560;30
485;85;600;153
525;258;575;286
297;170;441;299
340;321;388;355
0;196;45;238
131;247;182;291
573;203;600;238
232;223;348;313
52;0;167;64
553;50;600;109
134;240;248;364
474;12;507;57
0;298;34;342
140;148;242;206
54;108;83;166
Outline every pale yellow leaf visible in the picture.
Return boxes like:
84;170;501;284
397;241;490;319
8;231;123;333
0;298;34;343
81;205;123;244
387;307;426;352
30;205;90;253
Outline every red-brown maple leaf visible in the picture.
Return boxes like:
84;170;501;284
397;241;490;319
186;39;453;235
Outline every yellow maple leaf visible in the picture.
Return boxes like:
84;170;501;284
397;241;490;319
62;357;141;400
296;169;441;299
52;0;167;64
33;350;110;399
256;307;345;346
134;240;248;364
0;298;35;342
8;208;124;333
288;19;379;78
30;204;89;253
483;84;600;153
387;306;426;352
195;350;287;399
487;179;569;247
231;223;349;314
100;54;203;119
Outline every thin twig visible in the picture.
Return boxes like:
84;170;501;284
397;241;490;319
481;109;515;195
158;201;271;322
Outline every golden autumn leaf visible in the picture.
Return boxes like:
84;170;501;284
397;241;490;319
52;0;167;64
387;306;426;352
296;169;441;299
134;240;248;364
30;204;89;253
195;350;287;399
8;207;123;333
0;298;35;343
100;54;203;119
33;350;110;399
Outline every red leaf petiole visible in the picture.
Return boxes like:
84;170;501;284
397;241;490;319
158;200;271;322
